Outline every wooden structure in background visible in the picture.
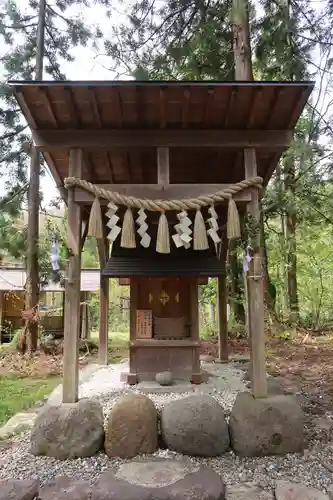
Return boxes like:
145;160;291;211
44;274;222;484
0;267;99;343
11;80;313;401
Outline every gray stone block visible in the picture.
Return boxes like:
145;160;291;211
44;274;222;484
161;395;229;457
275;480;329;500
0;479;39;500
30;398;104;460
39;476;92;500
229;392;304;457
226;482;273;500
92;460;225;500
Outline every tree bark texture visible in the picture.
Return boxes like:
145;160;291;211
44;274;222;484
284;157;299;324
232;0;253;80
25;0;45;352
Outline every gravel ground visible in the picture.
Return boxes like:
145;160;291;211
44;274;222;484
0;361;333;495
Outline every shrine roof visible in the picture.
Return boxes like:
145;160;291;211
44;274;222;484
9;80;314;192
102;232;224;277
103;249;225;277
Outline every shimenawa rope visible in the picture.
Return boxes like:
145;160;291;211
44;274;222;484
64;176;263;253
64;176;263;212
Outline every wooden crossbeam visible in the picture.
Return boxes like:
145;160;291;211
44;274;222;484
32;129;292;151
73;183;252;204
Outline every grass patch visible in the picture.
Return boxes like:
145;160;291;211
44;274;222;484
0;375;61;426
89;330;129;363
108;331;128;363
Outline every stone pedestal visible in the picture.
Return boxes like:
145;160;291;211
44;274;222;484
229;392;304;457
30;399;104;459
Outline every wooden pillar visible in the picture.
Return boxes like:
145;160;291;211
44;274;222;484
190;279;201;384
128;277;139;384
244;148;267;398
63;149;83;403
80;292;89;340
190;279;199;340
217;274;228;361
61;291;65;331
129;278;138;342
97;238;109;365
157;147;169;186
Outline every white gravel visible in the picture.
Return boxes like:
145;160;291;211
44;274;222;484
0;361;332;495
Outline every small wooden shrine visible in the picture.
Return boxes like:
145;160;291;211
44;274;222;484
104;233;226;384
10;80;313;402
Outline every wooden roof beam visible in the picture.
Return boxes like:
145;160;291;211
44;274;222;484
114;88;123;128
88;87;102;128
181;89;190;129
159;88;167;128
106;152;114;183
64;87;80;127
246;88;263;129
40;88;58;128
32;129;292;150
73;183;252;205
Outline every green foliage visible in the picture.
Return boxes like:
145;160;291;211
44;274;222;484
200;278;217;306
0;375;61;426
0;0;110;277
82;238;99;268
105;0;234;80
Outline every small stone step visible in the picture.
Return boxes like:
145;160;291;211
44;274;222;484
92;460;225;500
226;482;273;500
39;476;92;500
0;479;39;500
275;480;329;500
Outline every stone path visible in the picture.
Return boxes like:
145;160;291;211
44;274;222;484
0;459;330;500
49;358;247;403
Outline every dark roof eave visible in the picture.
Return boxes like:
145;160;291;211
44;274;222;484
8;79;315;90
102;256;225;278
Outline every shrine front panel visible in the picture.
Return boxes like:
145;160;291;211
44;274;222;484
135;277;193;339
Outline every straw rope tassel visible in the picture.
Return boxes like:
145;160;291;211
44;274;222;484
227;196;241;239
88;197;103;239
156;212;170;254
121;208;136;248
193;209;209;250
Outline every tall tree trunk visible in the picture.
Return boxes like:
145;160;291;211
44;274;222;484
231;0;253;331
228;245;245;323
259;203;276;312
275;161;288;322
26;0;45;353
232;0;253;80
281;0;299;325
284;157;299;324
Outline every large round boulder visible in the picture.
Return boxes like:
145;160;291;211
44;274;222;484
30;398;104;460
229;392;304;456
161;395;229;457
105;393;158;458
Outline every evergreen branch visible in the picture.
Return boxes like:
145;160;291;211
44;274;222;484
126;2;196;50
307;102;333;138
0;183;29;209
294;152;333;183
46;4;84;30
43;43;63;79
0;125;28;141
1;22;38;29
300;195;333;225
